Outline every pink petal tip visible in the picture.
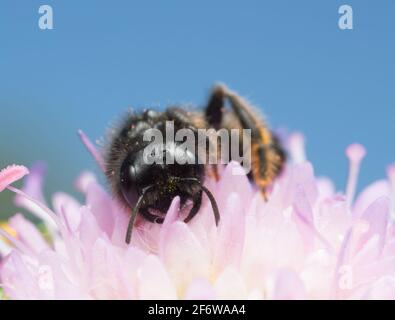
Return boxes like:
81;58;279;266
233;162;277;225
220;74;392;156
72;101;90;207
288;132;306;163
77;129;106;172
387;164;395;180
0;165;29;192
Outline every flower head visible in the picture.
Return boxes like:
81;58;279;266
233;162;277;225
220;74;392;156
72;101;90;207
0;134;395;300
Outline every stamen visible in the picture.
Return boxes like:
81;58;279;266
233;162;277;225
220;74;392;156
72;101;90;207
77;130;106;172
0;236;11;256
387;164;395;221
345;144;366;208
6;186;61;232
288;132;306;164
0;227;31;255
0;165;29;192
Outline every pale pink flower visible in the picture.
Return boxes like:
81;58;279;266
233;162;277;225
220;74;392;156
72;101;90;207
0;132;394;300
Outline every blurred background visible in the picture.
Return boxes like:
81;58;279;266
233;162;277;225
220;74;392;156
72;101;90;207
1;0;394;219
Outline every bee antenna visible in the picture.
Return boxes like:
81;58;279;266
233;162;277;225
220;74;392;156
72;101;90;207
178;178;220;226
200;185;220;226
125;186;153;244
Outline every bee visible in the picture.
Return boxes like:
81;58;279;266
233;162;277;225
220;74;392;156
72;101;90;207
105;84;286;244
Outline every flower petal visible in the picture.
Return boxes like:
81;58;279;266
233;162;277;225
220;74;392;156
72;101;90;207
86;183;115;237
272;162;318;209
53;192;82;233
353;180;390;219
213;192;245;273
74;171;97;194
160;221;210;294
214;267;247;299
184;278;216;300
137;255;177;299
0;252;39;299
0;165;29;193
8;214;50;255
352;196;389;256
216;161;253;212
364;276;395;300
268;269;306;300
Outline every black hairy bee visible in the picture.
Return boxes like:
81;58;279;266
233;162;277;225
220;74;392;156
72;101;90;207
105;84;286;244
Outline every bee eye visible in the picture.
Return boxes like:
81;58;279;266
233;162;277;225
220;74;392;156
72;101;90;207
120;158;138;206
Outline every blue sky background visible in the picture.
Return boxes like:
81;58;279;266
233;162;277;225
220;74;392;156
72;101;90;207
0;1;394;217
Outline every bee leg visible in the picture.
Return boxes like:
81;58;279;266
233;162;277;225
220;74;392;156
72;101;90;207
212;84;285;198
205;84;226;129
139;207;164;224
211;165;220;181
205;85;230;181
184;191;203;223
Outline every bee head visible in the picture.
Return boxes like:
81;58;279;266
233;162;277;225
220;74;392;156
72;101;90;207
119;141;204;210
